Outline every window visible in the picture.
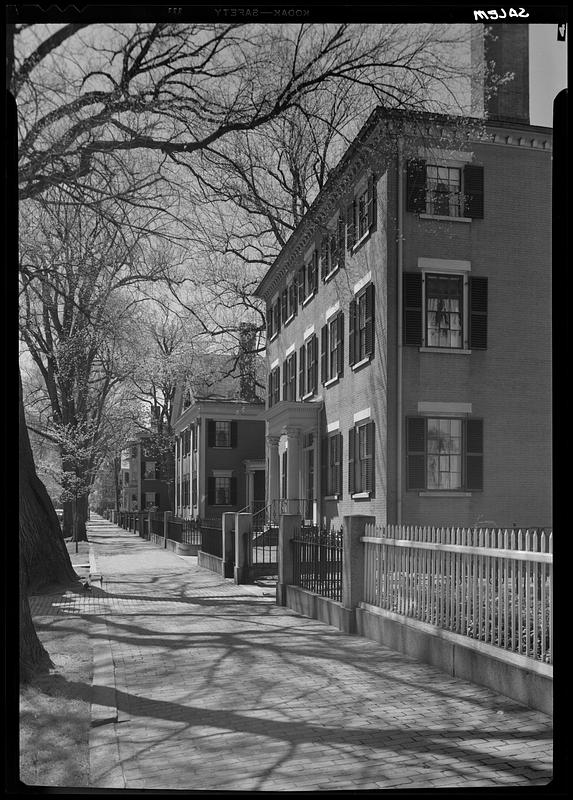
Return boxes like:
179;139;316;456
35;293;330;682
403;273;488;349
266;295;282;339
321;312;344;384
348;421;375;495
406;417;483;491
406;160;484;219
346;174;377;250
207;420;237;448
183;480;190;507
143;461;156;480
145;492;160;508
124;471;129;485
426;274;463;348
207;475;237;506
284;277;298;322
268;366;281;407
297;253;318;304
349;284;375;366
281;451;287;498
322;432;343;497
282;353;297;401
321;216;345;280
299;334;318;398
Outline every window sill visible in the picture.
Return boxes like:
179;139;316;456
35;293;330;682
302;391;316;401
269;333;278;343
324;265;340;283
418;491;472;497
350;230;372;254
302;293;316;308
419;214;471;223
283;313;295;327
324;495;340;501
352;491;372;500
351;355;372;372
324;375;340;388
419;347;472;355
211;446;234;450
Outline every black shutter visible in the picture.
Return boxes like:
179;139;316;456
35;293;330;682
406;417;426;490
230;477;237;505
337;215;345;269
365;284;375;358
282;360;288;399
321;324;328;384
403;272;423;347
298;345;306;398
207;419;216;447
465;419;484;491
230;421;238;448
321;237;328;281
368;174;377;232
336;313;344;377
298;266;306;303
275;298;281;332
321;436;328;496
406;159;427;213
348;427;355;494
365;421;375;494
155;492;160;507
469;276;488;350
336;433;343;495
266;305;273;339
349;299;357;365
311;335;318;394
346;200;355;251
281;288;288;321
463;165;484;219
207;477;215;505
312;251;318;295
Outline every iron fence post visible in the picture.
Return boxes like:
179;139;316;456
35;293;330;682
233;513;252;584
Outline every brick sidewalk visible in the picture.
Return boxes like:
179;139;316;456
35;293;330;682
31;515;553;791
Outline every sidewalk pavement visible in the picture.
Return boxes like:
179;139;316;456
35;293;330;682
30;514;553;791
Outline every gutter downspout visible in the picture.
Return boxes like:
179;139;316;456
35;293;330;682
396;138;404;525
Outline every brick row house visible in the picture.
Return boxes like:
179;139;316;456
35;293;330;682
255;24;552;530
120;432;171;512
172;365;266;523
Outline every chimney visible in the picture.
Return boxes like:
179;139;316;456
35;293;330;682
472;24;530;125
237;323;258;403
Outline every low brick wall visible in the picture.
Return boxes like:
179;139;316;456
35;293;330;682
356;603;553;716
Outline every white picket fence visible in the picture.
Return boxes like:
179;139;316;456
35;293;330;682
362;525;552;664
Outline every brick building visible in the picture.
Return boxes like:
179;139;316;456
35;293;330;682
255;24;552;530
120;432;172;512
172;358;266;523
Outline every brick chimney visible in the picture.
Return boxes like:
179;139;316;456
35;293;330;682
472;24;530;125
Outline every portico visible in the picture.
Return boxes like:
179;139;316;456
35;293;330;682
264;400;323;524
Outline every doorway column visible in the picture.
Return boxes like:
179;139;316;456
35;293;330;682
285;427;300;515
266;435;281;515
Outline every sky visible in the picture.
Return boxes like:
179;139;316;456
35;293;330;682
529;24;568;126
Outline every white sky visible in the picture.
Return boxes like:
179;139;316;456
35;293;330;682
529;24;568;126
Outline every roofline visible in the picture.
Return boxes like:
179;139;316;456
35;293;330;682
254;106;553;300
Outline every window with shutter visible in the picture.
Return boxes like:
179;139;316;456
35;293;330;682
350;421;375;496
324;432;343;497
298;266;306;304
321;325;328;385
406;159;427;213
406;416;483;491
351;284;375;366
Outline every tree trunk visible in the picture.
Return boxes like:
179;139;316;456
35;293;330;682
20;566;52;683
20;375;77;594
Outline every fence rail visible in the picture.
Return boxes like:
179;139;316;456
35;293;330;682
292;526;343;602
362;525;552;664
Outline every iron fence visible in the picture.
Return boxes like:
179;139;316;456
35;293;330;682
292;525;343;602
199;519;223;558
